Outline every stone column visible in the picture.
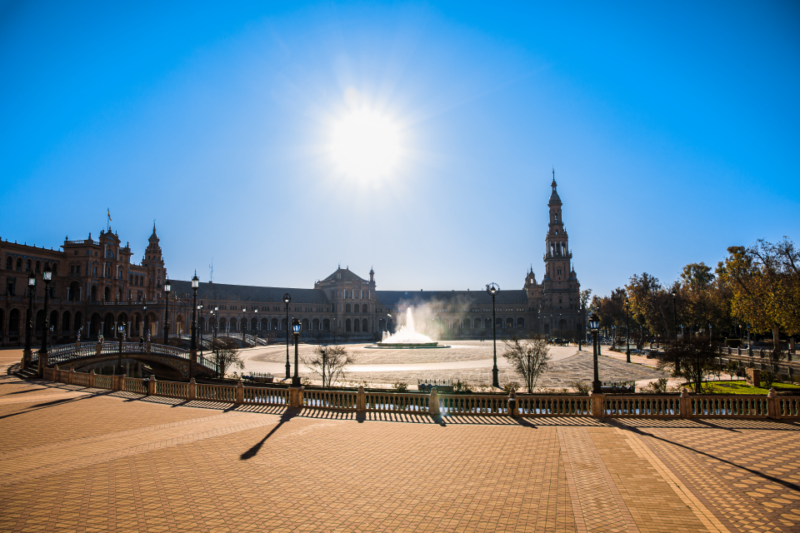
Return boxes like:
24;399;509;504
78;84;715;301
288;386;304;408
147;375;156;396
679;389;692;418
590;392;605;419
357;385;366;412
188;378;196;401
90;370;96;388
768;388;778;419
235;380;244;405
429;388;440;417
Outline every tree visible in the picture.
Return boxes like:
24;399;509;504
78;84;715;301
211;338;244;378
656;335;719;393
580;289;592;310
303;344;354;387
719;238;800;348
502;334;551;393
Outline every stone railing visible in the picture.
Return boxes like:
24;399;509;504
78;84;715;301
36;369;800;421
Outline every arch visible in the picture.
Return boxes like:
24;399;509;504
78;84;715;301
68;281;80;301
346;318;352;332
260;318;268;331
463;319;471;330
496;317;503;329
199;317;207;332
271;318;279;330
230;318;238;331
346;303;351;313
558;318;567;332
506;318;514;329
323;318;330;331
49;310;58;333
485;318;492;329
378;318;386;331
281;317;288;330
353;319;360;332
90;285;98;302
74;312;83;336
133;314;142;337
218;317;227;333
104;286;111;302
35;309;45;334
302;318;310;331
16;258;22;271
90;313;102;339
517;317;525;329
5;256;11;270
312;318;320;331
9;309;20;335
103;312;115;337
117;313;128;333
251;318;258;331
362;318;368;332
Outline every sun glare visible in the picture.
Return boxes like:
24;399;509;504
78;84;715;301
331;110;399;179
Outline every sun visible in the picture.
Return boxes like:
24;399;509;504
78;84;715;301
331;110;399;179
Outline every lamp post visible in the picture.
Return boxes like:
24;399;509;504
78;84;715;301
241;307;246;344
486;283;500;388
291;318;301;386
625;297;631;363
746;324;751;349
671;290;677;341
284;293;291;379
37;265;53;375
321;343;328;387
254;308;258;343
22;271;36;369
198;304;204;362
142;305;148;341
332;317;337;344
117;324;125;374
589;313;601;393
163;279;171;344
189;273;199;379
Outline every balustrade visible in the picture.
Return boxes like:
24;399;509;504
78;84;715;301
304;390;358;410
196;383;236;402
439;394;508;415
517;396;591;416
243;386;288;405
156;381;189;399
692;396;768;417
603;396;679;417
365;392;429;413
123;378;148;394
94;375;112;389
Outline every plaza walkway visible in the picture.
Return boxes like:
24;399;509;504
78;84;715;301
1;348;799;532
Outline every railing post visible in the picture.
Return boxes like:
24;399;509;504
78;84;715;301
357;385;366;412
680;389;692;418
113;374;125;392
429;388;440;417
145;342;152;355
288;386;304;408
768;388;778;419
68;368;76;385
75;340;81;349
148;375;157;396
95;342;102;357
235;380;244;405
188;378;196;401
590;392;605;419
90;370;96;388
508;391;518;418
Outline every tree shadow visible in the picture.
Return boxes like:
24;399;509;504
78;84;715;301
240;407;300;460
0;393;103;420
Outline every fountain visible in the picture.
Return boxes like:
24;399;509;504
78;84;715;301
374;308;447;349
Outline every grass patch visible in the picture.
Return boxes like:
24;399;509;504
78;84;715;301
699;380;800;395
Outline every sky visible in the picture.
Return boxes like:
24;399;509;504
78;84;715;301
1;1;798;297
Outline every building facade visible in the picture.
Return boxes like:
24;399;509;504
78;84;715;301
0;180;582;346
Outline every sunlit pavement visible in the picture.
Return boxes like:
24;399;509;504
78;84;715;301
2;347;800;533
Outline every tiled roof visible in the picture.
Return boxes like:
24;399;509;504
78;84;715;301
376;290;529;307
170;281;330;304
321;268;368;283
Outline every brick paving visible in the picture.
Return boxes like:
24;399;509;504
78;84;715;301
1;349;800;532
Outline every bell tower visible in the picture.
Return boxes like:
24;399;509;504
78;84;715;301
544;170;571;286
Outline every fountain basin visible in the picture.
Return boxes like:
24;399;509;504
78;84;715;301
373;342;446;349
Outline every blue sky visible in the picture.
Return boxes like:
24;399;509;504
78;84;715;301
1;1;798;297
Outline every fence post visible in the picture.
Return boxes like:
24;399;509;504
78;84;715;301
429;388;440;417
113;374;125;392
591;393;605;419
90;370;96;388
508;391;518;418
768;388;778;419
357;385;366;412
95;342;102;356
680;389;692;418
235;380;244;405
148;375;157;396
188;378;196;401
68;368;76;385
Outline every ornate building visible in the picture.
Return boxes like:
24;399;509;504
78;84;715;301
0;179;582;346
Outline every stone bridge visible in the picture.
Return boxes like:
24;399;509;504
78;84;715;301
35;341;216;380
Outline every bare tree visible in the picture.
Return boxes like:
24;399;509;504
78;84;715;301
303;344;354;387
211;338;244;378
502;335;551;393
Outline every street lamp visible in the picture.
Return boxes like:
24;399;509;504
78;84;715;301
242;307;247;344
486;282;500;388
37;265;53;375
198;304;204;361
625;297;631;363
671;289;677;341
291;318;301;386
284;293;292;379
163;279;171;344
589;313;601;393
22;271;36;369
746;324;751;349
117;324;125;374
254;308;258;343
143;305;148;341
190;273;199;379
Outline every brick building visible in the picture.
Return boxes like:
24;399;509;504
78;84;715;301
0;179;582;346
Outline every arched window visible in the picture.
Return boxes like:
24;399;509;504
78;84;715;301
5;257;11;270
506;318;514;329
16;258;22;271
517;318;525;329
302;318;309;331
271;318;279;330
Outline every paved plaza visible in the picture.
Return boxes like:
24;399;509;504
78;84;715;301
245;340;669;388
2;349;800;532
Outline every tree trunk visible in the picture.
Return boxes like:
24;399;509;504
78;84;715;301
773;326;781;351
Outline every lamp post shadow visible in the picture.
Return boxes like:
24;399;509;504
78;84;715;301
240;407;299;460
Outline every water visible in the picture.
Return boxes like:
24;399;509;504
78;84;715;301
382;308;435;344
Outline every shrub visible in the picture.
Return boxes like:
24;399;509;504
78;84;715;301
570;381;591;395
503;382;521;394
392;382;408;392
760;370;776;389
646;378;669;393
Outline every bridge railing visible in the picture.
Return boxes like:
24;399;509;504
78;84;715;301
43;341;215;373
31;370;800;421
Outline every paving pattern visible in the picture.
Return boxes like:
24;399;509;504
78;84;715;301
1;348;799;532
